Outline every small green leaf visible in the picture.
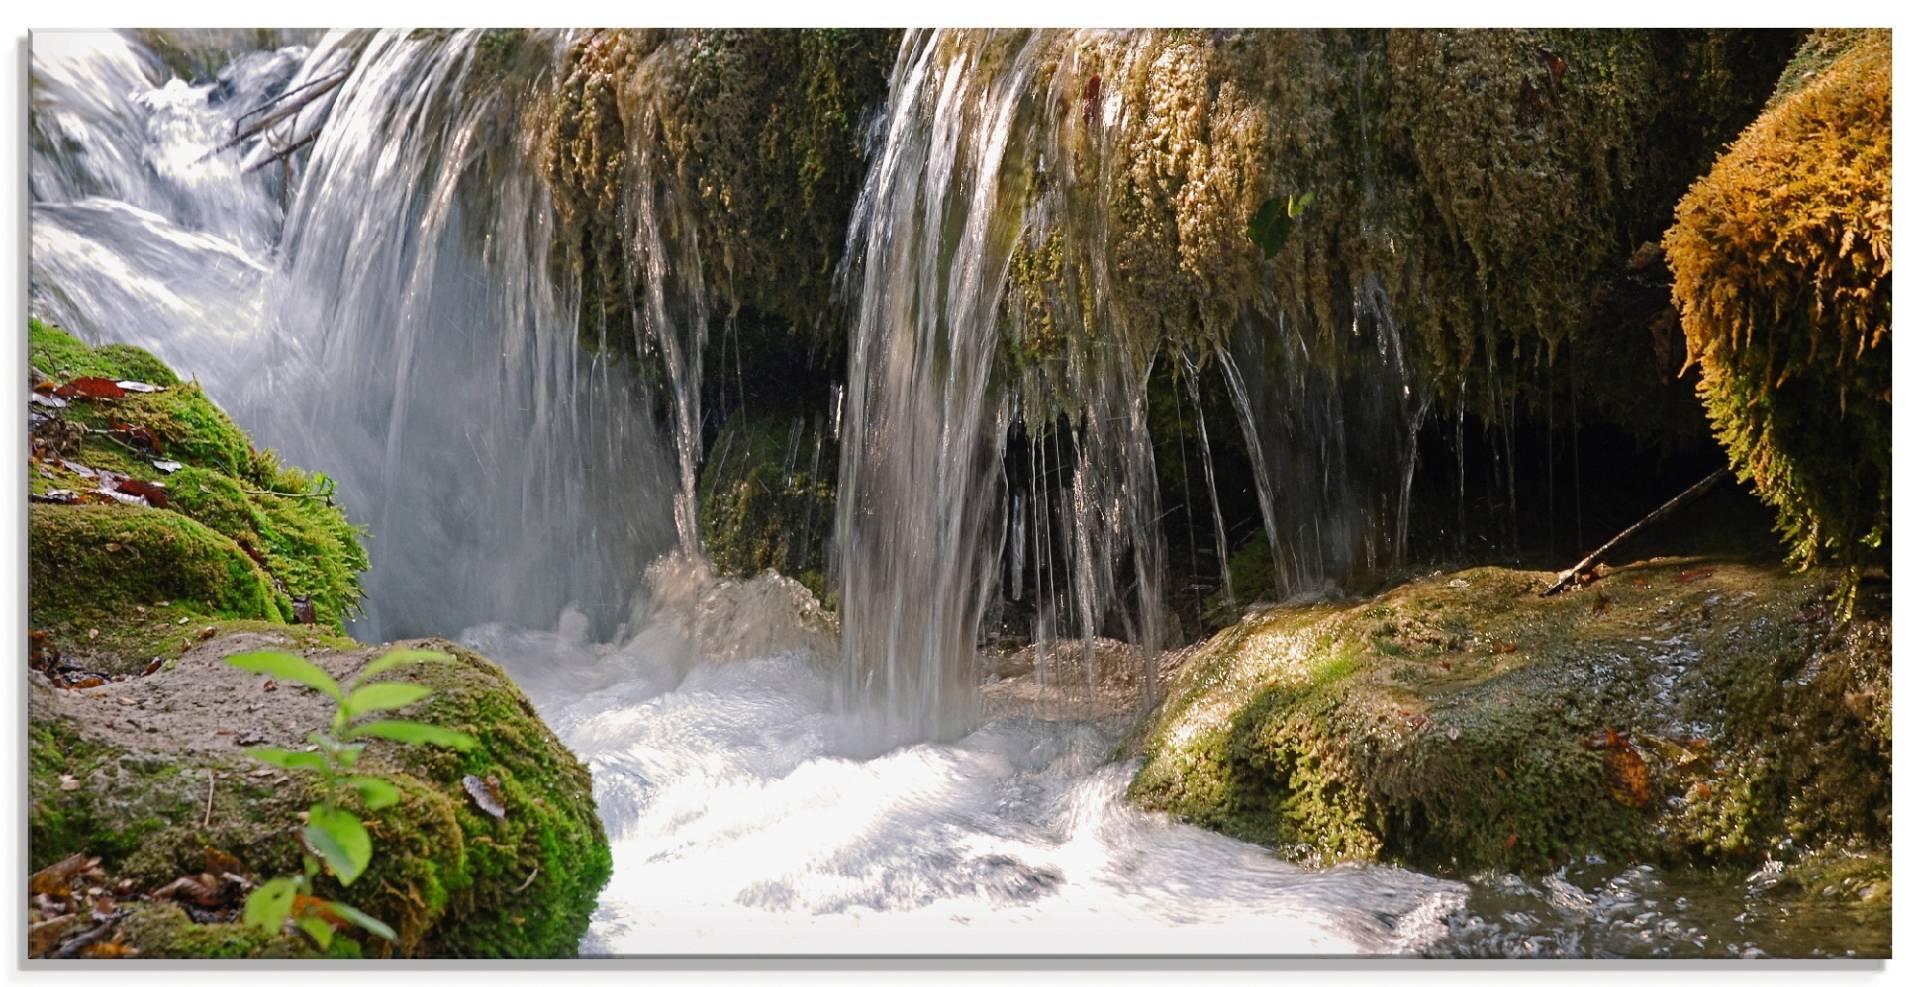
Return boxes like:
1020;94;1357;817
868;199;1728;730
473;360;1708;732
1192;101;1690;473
242;877;298;935
345;775;400;810
326;900;398;942
1247;197;1291;258
352;648;456;687
343;682;432;719
348;718;476;750
297;915;335;950
1247;191;1314;258
227;651;342;702
246;747;328;773
304;805;372;886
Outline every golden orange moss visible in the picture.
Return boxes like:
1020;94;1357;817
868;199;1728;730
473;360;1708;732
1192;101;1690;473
1664;30;1891;612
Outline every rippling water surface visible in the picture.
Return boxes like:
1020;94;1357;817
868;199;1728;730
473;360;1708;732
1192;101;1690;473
468;582;1466;955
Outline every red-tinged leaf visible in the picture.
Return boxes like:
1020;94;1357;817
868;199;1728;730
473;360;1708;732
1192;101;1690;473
53;377;128;400
109;422;163;454
292;893;351;928
113;478;170;508
1583;728;1651;808
1675;568;1715;584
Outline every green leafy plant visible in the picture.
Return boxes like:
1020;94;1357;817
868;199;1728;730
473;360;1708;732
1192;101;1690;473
224;648;476;950
1246;191;1314;258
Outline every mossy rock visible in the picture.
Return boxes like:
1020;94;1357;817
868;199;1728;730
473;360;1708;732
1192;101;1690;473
29;503;283;672
28;629;610;958
541;28;896;358
1664;30;1890;613
29;320;367;632
30;316;180;386
1129;558;1889;873
697;411;836;599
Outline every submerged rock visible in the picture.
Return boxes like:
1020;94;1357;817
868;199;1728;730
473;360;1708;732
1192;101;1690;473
1128;558;1888;874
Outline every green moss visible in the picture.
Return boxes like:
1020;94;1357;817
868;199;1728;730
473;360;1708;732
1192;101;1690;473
118;902;328;959
30;316;180;386
29;633;610;958
29;504;282;668
1130;560;1888;873
697;412;836;597
166;466;368;628
541;28;897;360
28;322;368;634
1664;30;1890;614
371;642;612;957
26;719;169;872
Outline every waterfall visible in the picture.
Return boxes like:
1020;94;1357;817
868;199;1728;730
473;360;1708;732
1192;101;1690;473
834;29;1444;739
29;29;681;641
34;27;1424;735
835;30;1175;740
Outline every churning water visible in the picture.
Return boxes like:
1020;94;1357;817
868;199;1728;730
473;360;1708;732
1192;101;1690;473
28;29;1882;959
467;564;1465;956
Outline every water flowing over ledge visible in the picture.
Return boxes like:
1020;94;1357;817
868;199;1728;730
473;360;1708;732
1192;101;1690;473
27;27;1890;959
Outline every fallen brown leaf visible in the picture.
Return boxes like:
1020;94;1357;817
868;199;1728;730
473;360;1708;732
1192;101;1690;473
29;914;80;956
52;377;128;400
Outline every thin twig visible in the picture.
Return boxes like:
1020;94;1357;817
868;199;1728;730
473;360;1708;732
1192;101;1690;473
48;913;122;959
233;67;350;133
515;866;540;892
241;487;334;500
207;71;348;157
204;771;216;827
245;127;323;174
1540;467;1730;596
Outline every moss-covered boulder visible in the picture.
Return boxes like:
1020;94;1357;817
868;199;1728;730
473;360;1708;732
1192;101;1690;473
29;629;610;958
30;319;368;668
29;503;283;666
28;319;607;957
1664;30;1891;613
1129;558;1888;873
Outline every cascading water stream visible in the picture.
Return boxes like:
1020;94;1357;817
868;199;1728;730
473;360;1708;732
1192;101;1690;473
32;29;681;641
30;28;1824;959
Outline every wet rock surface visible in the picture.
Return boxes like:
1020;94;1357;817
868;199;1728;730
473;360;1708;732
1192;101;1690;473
1128;557;1889;880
